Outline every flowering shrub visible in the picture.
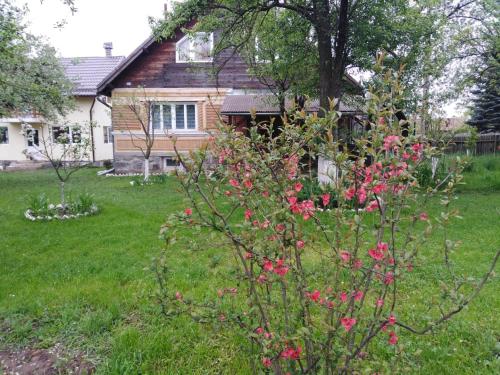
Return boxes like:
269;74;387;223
156;69;499;373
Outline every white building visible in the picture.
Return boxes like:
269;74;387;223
0;44;124;170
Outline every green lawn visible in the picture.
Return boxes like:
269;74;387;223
0;155;499;374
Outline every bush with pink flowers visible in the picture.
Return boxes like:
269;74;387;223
155;67;499;374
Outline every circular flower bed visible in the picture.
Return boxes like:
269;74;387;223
25;194;99;221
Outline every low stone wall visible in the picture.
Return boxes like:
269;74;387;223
113;152;217;174
114;154;160;174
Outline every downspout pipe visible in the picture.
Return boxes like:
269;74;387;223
89;97;96;163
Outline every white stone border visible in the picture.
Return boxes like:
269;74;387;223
24;204;99;222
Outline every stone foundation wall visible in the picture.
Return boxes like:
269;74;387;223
113;152;217;174
113;154;161;174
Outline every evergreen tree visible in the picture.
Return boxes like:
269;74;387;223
468;49;500;133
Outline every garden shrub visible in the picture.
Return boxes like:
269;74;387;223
155;67;499;373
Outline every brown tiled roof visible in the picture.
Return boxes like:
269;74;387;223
60;56;125;96
220;95;362;115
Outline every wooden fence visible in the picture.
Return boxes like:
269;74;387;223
447;133;500;155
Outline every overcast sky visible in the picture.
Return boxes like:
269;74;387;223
16;0;169;58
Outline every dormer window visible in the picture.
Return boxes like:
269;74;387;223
176;32;214;63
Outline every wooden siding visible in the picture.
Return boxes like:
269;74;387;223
112;89;227;153
115;136;210;153
113;30;266;90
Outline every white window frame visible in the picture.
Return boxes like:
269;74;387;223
150;103;198;132
51;126;82;144
0;126;8;144
103;126;112;144
175;32;214;63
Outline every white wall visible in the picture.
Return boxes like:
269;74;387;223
0;121;37;161
63;97;113;161
0;96;113;163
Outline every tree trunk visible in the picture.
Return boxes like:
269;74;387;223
316;17;334;112
60;181;65;206
331;0;349;103
144;158;150;181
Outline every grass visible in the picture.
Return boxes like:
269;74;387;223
0;155;499;374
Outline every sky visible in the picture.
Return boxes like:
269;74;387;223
16;0;170;58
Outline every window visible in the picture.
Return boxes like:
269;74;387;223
151;103;197;131
27;129;39;147
51;126;82;144
103;126;112;144
162;156;180;169
0;127;8;144
176;32;213;63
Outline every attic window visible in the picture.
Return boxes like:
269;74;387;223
176;32;213;63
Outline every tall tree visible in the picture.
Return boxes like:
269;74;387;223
468;40;500;132
0;0;74;120
152;0;445;111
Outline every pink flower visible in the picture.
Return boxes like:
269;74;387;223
376;299;384;307
244;209;253;221
388;314;396;325
388;331;398;345
287;196;298;206
262;357;272;368
281;345;302;360
262;191;270;198
419;212;428;221
184;208;192;216
244;252;253;259
300;200;315;220
368;248;384;261
383;135;400;151
366;200;379;212
412;143;424;154
322;193;331;207
257;274;267;283
294;182;303;192
345;187;356;200
256;327;264;335
296;240;305;249
377;242;389;252
341;317;357;332
357;187;367;204
276;223;286;232
229;179;239;187
354;290;364;301
308;290;321;302
340;292;348;303
340;251;351;263
384;272;394;285
373;183;388;195
402;152;410;160
175;291;183;301
263;259;274;272
274;265;289;277
243;179;253;189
